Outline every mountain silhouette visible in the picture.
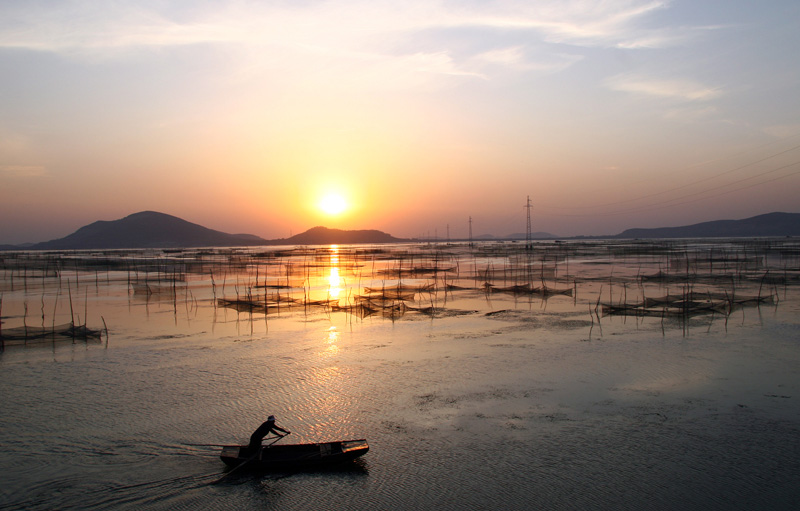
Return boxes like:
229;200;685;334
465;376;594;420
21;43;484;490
279;226;402;245
12;210;800;250
616;212;800;238
30;211;403;249
33;211;269;249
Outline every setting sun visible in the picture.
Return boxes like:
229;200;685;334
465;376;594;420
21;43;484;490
319;193;347;216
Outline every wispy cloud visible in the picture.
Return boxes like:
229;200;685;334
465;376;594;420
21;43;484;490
0;133;42;175
663;105;719;122
0;165;47;178
0;2;229;52
0;1;731;99
469;46;584;74
605;74;722;101
468;0;672;48
0;1;693;69
762;124;800;139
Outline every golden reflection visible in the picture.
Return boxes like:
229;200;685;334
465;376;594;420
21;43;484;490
322;325;340;357
328;245;342;300
303;365;344;426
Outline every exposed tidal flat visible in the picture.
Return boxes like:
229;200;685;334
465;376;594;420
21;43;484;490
1;240;799;510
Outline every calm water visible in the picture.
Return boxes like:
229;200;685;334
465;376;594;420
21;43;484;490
1;240;799;510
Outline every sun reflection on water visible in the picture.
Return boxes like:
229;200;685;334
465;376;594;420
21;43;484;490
328;245;342;300
322;325;340;357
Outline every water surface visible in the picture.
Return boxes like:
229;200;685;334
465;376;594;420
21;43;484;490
1;240;799;509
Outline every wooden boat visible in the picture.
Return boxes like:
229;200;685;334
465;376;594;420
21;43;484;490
220;439;369;469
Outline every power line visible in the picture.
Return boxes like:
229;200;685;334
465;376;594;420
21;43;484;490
605;166;800;216
541;161;800;218
539;142;800;212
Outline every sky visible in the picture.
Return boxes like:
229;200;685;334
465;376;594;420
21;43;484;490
1;0;799;244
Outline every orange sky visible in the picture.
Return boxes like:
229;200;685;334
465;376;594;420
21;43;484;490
1;1;799;244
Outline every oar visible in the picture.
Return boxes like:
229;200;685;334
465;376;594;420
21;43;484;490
185;434;285;448
208;452;260;484
209;434;289;484
265;432;290;447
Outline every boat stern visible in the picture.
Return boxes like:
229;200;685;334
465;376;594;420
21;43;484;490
340;439;369;456
220;445;248;467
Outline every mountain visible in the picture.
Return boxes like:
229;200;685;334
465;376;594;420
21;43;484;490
616;212;800;239
13;210;798;250
32;211;270;249
26;212;403;250
275;226;403;245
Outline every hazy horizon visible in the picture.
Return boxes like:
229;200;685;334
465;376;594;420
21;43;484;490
2;1;799;244
6;208;800;246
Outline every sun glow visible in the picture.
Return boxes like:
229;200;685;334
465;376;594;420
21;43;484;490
319;193;347;216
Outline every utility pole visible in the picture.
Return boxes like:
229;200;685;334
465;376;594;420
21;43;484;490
525;196;533;251
468;216;473;248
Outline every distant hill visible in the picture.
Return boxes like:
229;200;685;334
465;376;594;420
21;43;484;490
32;211;270;249
275;226;403;245
616;212;800;239
8;210;797;250
25;211;403;250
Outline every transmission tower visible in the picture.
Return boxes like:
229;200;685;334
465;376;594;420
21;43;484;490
525;196;532;250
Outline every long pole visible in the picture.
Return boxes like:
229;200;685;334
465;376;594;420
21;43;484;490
210;434;290;484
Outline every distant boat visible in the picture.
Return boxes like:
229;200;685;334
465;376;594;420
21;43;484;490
220;439;369;469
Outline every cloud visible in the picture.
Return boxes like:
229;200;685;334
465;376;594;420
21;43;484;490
663;105;719;122
762;124;800;139
472;0;671;48
0;133;43;174
469;46;584;74
0;1;675;47
605;74;722;101
0;1;722;95
0;1;692;61
0;165;47;178
0;2;229;52
319;50;488;93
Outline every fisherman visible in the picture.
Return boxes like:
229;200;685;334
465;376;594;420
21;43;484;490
248;415;290;452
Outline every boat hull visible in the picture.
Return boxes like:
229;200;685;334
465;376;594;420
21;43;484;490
220;439;369;470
